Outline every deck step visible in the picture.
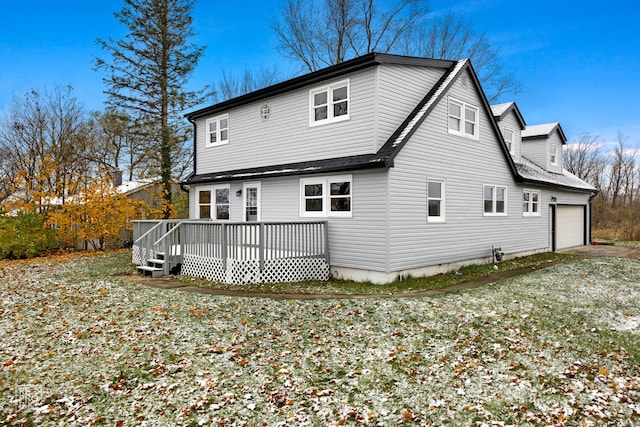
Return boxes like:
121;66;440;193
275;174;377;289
137;265;165;278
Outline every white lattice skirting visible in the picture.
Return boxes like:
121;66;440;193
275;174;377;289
181;254;329;284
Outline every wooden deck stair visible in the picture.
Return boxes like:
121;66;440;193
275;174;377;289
137;252;166;278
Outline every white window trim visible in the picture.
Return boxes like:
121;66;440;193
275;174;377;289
550;143;559;167
309;79;350;126
205;114;229;148
197;184;230;220
503;128;515;153
523;189;541;217
300;174;352;218
448;97;479;140
483;184;508;216
242;181;261;222
427;178;445;223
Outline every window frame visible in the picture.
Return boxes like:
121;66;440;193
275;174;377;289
522;189;541;217
550;143;559;167
300;175;352;218
483;184;508;216
503;128;515;153
197;185;230;220
309;79;350;126
448;97;479;140
205;114;229;148
427;178;445;223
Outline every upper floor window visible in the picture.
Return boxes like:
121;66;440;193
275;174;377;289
550;143;559;166
309;80;350;126
448;98;479;140
300;175;352;217
427;178;445;223
523;190;541;216
503;128;514;153
483;185;507;216
205;114;229;147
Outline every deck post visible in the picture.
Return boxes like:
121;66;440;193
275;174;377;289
323;220;330;263
221;223;228;272
259;223;265;273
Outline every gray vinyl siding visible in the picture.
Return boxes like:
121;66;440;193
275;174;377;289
195;68;378;174
521;138;547;169
496;110;522;162
189;170;390;272
387;68;549;271
547;130;564;174
375;64;445;150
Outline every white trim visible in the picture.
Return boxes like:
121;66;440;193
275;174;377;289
300;174;352;218
503;127;514;153
205;114;229;147
197;184;230;220
427;178;445;223
309;79;350;126
242;181;261;222
550;143;559;167
522;189;541;217
483;184;507;216
447;96;479;140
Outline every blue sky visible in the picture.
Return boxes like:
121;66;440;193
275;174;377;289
1;0;639;148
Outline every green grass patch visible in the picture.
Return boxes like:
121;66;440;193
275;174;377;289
179;252;578;295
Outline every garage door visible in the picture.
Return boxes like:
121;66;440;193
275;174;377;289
556;205;585;249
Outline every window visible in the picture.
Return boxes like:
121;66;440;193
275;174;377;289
483;185;507;216
197;186;229;220
448;98;479;139
427;179;445;222
300;175;352;217
523;190;541;216
243;182;261;222
503;128;514;153
198;190;211;219
205;114;229;147
309;80;349;126
550;143;559;166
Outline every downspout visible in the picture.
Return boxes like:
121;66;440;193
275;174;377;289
180;116;197;194
588;191;597;245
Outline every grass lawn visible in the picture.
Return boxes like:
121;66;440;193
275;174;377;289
1;250;639;426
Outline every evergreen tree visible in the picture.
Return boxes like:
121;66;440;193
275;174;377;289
96;0;207;218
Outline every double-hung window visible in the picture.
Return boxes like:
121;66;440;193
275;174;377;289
483;185;507;216
205;114;229;147
300;175;352;217
197;185;230;220
427;179;445;223
550;143;559;166
448;98;479;139
309;80;349;126
503;128;514;153
523;190;541;216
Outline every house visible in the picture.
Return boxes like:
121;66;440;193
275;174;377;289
133;53;595;284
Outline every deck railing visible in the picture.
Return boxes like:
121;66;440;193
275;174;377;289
133;220;329;284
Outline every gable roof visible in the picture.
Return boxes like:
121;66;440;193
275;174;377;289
522;122;567;144
183;53;592;193
491;102;526;129
186;53;455;121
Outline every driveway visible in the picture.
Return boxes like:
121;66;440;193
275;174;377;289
560;243;640;258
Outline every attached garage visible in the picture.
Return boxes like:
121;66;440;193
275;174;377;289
555;205;585;249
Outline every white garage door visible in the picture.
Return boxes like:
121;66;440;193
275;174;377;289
556;205;585;249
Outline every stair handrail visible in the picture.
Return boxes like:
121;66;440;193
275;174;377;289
133;219;182;266
153;220;185;276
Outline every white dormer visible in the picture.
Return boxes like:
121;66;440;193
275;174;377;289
491;102;526;162
521;122;567;174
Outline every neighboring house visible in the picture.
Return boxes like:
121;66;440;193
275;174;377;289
134;53;595;284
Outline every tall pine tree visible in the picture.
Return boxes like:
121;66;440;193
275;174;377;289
96;0;206;218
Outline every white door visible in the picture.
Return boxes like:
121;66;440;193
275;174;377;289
242;182;261;222
556;205;584;249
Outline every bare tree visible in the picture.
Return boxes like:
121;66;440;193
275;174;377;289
271;1;519;100
272;0;427;72
214;67;283;102
0;86;91;207
563;132;607;188
405;11;519;101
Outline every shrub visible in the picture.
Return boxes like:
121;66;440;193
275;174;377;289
0;212;58;259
